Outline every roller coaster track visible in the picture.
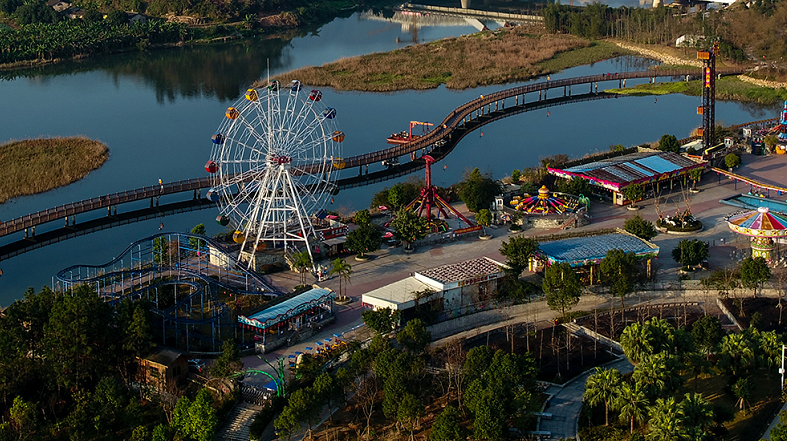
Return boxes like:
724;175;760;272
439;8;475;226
0;68;746;261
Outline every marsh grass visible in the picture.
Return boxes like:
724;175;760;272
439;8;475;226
606;77;787;104
258;26;607;92
0;136;109;204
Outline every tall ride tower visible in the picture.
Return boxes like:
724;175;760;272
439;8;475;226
697;41;719;149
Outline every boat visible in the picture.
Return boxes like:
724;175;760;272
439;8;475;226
386;131;419;145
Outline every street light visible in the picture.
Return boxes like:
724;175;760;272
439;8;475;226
780;344;785;390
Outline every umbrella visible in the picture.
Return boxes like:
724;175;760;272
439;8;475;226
333;333;342;338
294;351;303;355
324;338;332;342
288;355;296;359
383;232;394;238
305;347;313;351
316;342;323;346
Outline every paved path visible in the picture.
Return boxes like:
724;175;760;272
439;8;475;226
540;357;634;440
760;401;787;440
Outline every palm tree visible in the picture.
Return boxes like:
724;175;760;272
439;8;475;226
720;333;755;376
615;382;648;433
632;353;682;399
291;251;312;285
647;397;686;441
329;258;353;300
620;322;653;364
679;392;714;435
583;367;622;426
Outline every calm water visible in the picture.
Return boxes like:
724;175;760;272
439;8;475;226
0;11;779;302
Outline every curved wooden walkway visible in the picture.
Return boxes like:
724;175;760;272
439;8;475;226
0;68;742;242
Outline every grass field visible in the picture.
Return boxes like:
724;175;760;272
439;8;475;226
262;27;637;92
0;136;109;204
605;76;787;104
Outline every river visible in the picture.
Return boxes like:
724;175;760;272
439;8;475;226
0;9;778;302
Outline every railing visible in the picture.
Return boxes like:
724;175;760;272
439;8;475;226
0;69;745;239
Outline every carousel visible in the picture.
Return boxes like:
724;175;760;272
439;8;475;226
726;206;787;262
510;185;588;214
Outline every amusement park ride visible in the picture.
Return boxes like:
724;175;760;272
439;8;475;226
697;41;719;150
205;81;345;268
403;155;480;233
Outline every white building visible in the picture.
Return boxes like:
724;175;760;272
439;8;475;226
362;257;508;319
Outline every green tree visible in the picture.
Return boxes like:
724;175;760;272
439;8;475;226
397;318;431;353
211;339;242;377
633;353;683;399
458;168;501;213
131;426;150;441
151;424;170;441
346;223;382;258
170;396;192;439
397;393;424;441
720;333;755;376
430;405;464;441
542;262;582;319
599;249;641;307
511;169;521;183
620;322;653;364
274;405;300;441
105;9;128;25
689;169;703;190
390;208;429;250
658;134;680;153
671;239;709;269
362;307;400;335
679;392;714;437
291;251;312;285
558;177;593;196
731;377;752;411
476;209;492;236
725;153;741;169
465;381;506;440
691;315;723;356
329;258;352;299
769;411;787;441
313;372;341;422
8;396;37;441
13;1;58;24
765;134;780;152
622;183;645;206
354;209;372;226
187;389;217;441
583;367;622;426
499;236;539;276
153;236;169;264
283;387;321;439
647;397;686;441
189;223;207;250
615;382;648;433
388;184;405;209
739;256;771;298
624;215;657;240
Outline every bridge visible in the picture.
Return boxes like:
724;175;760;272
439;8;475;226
0;68;744;261
711;167;787;196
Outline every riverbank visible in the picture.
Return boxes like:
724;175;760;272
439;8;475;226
0;137;109;204
605;76;787;105
263;28;633;91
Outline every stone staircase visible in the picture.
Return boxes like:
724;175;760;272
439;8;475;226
215;402;262;441
562;322;624;353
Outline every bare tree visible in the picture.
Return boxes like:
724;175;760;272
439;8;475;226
356;375;380;440
445;340;466;408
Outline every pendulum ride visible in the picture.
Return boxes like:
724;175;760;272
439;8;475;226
509;185;584;214
403;155;479;233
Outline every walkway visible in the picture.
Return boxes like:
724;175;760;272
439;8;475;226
540;357;634;440
761;401;787;440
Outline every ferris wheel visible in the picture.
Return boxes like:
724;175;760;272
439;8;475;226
205;80;344;267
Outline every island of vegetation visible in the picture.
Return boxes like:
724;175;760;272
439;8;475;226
262;27;633;91
0;136;108;203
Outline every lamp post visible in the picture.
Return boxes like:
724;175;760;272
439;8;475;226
780;344;785;390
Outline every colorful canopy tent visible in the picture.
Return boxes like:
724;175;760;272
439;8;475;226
238;288;335;343
509;185;586;214
727;206;787;261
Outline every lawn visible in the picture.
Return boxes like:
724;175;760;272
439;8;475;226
605;76;787;104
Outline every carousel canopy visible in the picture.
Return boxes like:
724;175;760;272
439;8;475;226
239;287;334;330
727;206;787;237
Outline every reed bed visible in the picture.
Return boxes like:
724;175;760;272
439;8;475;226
606;76;787;104
0;136;109;204
256;26;599;92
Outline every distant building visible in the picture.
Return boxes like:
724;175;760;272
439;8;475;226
676;35;705;48
138;347;188;390
46;0;71;12
128;12;148;24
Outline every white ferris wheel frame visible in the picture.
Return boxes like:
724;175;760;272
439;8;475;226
208;83;341;268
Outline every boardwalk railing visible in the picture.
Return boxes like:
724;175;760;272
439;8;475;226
0;68;744;240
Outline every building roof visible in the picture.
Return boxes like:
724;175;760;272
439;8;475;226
362;277;435;310
145;348;185;366
239;287;334;329
548;151;705;192
538;231;659;266
417;257;505;285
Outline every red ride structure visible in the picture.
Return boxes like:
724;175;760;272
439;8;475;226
404;155;480;233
